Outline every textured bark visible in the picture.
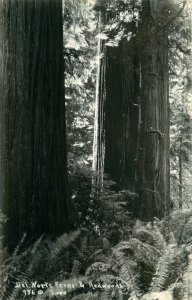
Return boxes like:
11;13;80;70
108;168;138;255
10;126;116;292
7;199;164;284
0;34;2;211
94;0;171;221
137;0;170;220
1;0;71;250
104;40;140;192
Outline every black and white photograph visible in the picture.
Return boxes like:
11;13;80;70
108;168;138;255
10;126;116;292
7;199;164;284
0;0;191;299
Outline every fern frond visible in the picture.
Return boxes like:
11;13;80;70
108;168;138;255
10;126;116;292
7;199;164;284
112;249;142;299
179;217;192;245
71;259;81;277
114;238;161;268
34;276;90;300
85;262;112;276
12;233;27;257
168;210;192;245
150;244;177;292
0;246;31;300
25;237;46;277
99;289;115;300
51;230;81;260
134;225;166;252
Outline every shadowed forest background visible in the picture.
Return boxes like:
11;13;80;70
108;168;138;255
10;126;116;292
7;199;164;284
0;0;192;299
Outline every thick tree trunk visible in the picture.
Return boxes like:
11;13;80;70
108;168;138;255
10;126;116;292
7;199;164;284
94;0;171;221
0;0;71;251
104;39;140;192
0;33;2;212
137;0;170;220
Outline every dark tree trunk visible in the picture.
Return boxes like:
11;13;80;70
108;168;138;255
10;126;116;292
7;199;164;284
1;0;71;251
137;0;170;220
94;0;171;221
104;40;140;192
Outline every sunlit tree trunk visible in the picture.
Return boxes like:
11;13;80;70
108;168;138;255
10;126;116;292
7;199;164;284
0;0;71;251
93;10;106;186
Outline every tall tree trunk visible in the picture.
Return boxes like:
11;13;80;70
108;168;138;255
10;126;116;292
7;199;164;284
0;0;71;251
93;10;106;187
0;34;2;212
94;0;171;221
138;0;170;220
104;39;140;192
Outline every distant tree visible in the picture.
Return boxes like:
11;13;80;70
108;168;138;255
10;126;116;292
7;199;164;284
1;0;71;251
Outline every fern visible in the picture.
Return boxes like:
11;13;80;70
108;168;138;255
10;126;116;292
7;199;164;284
1;245;31;299
23;239;49;283
167;210;192;245
0;230;83;300
112;249;142;299
113;238;161;268
85;262;112;276
51;229;81;260
133;224;166;253
35;276;89;300
1;207;192;299
12;233;27;257
150;244;177;292
179;217;192;245
71;259;81;277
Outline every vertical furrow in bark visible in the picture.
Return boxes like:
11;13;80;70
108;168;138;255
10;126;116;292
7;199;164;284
104;40;139;193
138;0;170;220
1;0;71;251
93;0;170;221
157;28;170;215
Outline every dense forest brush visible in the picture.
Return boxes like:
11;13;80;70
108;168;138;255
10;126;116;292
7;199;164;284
0;198;192;300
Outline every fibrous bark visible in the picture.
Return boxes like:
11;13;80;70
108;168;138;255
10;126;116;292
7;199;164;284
138;0;170;220
104;39;140;192
94;0;171;221
0;0;71;251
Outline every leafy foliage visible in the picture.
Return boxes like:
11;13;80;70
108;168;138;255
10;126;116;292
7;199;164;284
64;0;97;165
169;1;192;209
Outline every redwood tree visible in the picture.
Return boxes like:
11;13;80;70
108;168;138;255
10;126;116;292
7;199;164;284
0;0;71;250
93;0;171;221
138;0;170;220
